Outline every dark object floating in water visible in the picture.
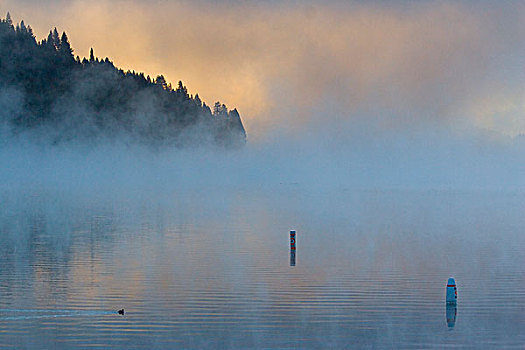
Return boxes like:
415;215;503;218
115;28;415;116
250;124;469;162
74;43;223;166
117;309;125;315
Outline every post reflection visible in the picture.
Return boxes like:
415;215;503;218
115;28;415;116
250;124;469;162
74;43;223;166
446;304;457;328
289;230;296;266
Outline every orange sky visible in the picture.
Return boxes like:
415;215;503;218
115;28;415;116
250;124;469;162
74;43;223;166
1;0;524;141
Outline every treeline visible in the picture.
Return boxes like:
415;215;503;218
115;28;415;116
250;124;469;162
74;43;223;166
0;13;246;147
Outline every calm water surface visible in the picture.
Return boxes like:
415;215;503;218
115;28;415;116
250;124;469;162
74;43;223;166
0;187;524;348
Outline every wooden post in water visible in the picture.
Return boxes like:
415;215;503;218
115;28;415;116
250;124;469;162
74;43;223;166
290;230;296;266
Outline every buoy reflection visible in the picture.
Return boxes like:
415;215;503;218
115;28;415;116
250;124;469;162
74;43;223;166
446;304;457;328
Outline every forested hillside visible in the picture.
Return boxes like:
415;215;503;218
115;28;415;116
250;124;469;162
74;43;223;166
0;13;246;148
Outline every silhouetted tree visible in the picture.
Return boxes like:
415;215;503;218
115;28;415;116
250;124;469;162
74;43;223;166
213;102;227;116
155;75;168;89
59;32;73;56
52;28;60;48
5;12;12;27
194;94;202;107
45;30;55;49
176;80;188;98
18;20;27;33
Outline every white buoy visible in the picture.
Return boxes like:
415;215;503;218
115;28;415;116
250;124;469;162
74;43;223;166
446;277;457;304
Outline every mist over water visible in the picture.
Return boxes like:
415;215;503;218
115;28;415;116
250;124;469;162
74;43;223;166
1;106;523;348
1;113;524;195
1;110;525;348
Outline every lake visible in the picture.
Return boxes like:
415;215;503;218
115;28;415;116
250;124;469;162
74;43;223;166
0;187;524;348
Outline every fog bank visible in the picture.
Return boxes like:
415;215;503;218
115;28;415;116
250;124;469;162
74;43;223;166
1;122;524;195
0;1;524;192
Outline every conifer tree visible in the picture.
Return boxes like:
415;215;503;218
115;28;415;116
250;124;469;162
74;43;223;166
52;28;60;48
6;12;12;27
60;32;73;58
213;101;226;116
19;20;27;33
194;94;202;107
155;75;167;89
46;30;54;48
176;80;188;98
